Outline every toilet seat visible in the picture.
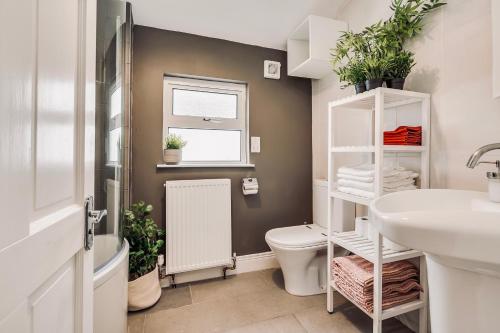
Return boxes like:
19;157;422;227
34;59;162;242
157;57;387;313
265;224;327;249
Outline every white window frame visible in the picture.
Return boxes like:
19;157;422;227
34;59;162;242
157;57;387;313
163;75;249;165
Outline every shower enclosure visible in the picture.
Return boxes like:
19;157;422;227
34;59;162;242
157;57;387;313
93;1;132;332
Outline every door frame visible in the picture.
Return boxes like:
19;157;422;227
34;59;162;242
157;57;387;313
76;0;97;331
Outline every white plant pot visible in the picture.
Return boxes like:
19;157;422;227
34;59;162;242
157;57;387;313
128;265;161;311
163;149;182;164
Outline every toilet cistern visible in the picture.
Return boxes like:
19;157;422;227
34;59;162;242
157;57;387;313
466;143;500;202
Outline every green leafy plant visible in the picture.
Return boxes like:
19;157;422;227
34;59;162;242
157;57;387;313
335;60;366;87
386;50;416;79
330;0;446;84
331;31;369;68
124;201;165;281
381;0;447;51
164;134;187;150
363;55;389;80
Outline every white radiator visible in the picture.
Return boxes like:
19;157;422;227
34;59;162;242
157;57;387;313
165;179;232;274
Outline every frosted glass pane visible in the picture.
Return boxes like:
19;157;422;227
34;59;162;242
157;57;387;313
169;128;241;162
108;128;121;163
172;89;237;119
110;87;122;118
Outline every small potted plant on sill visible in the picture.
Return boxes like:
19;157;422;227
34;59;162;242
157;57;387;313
163;134;187;164
363;55;388;91
124;201;165;311
385;50;416;90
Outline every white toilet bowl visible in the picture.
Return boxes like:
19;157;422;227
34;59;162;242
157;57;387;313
264;179;355;296
265;224;327;296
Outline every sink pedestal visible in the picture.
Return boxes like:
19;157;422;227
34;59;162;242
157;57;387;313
426;255;500;333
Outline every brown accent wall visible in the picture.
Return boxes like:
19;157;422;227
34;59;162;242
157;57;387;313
132;26;312;255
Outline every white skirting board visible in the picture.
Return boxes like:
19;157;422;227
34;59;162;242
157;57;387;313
160;251;279;288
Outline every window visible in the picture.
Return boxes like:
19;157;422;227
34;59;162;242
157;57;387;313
163;76;248;164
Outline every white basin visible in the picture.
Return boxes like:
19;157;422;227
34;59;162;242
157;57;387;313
370;189;500;333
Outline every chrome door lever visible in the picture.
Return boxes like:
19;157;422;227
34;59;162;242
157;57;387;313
84;196;107;251
88;208;107;225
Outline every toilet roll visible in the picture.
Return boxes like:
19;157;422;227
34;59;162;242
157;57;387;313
242;178;258;195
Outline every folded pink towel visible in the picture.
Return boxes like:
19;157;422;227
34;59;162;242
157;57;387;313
332;255;422;313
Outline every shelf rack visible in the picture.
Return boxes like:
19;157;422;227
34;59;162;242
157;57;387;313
326;88;430;333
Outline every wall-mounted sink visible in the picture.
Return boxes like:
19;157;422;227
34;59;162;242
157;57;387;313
370;189;500;333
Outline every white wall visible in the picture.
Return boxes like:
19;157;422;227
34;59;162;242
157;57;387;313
312;0;500;191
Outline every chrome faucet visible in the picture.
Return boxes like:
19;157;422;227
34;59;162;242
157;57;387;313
466;143;500;178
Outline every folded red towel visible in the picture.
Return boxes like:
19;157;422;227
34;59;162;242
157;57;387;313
384;126;422;145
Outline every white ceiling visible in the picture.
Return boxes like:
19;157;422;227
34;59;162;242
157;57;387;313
128;0;349;50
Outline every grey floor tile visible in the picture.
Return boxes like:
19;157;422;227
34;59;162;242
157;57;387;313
144;286;192;313
299;302;413;333
190;270;273;304
144;296;254;333
255;268;285;290
233;286;326;324
131;268;415;333
127;313;145;333
295;306;362;333
221;314;307;333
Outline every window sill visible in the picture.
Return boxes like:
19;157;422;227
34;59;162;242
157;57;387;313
157;163;255;169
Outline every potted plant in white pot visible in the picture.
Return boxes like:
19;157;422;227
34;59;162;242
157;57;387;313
163;134;187;164
124;201;165;311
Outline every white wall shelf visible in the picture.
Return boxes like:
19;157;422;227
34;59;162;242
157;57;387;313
287;15;347;79
331;231;423;264
329;190;372;206
329;87;428;110
326;88;430;333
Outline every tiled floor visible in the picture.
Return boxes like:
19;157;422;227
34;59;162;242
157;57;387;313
128;269;413;333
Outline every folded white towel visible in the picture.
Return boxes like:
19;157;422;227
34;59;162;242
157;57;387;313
383;178;416;189
338;164;405;177
337;186;375;199
384;185;417;192
337;171;419;184
338;179;373;191
337;173;374;183
338;177;416;191
384;172;419;182
338;184;418;198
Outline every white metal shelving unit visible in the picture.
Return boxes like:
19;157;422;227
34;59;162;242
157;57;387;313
326;88;431;333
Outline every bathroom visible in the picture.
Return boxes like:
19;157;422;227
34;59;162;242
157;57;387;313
1;0;500;333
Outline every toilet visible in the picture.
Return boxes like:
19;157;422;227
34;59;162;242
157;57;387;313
265;179;354;296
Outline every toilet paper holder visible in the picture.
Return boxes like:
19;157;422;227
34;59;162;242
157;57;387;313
241;177;258;195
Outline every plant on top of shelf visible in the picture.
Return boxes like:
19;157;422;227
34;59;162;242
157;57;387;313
163;133;187;165
385;50;416;89
362;54;389;91
381;0;447;51
334;60;367;93
331;0;445;93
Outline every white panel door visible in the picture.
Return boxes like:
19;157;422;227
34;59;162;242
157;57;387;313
0;0;96;331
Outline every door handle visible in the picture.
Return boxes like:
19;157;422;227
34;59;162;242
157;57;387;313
88;208;107;225
84;196;107;251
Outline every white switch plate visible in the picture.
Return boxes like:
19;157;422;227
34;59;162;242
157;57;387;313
251;136;261;153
